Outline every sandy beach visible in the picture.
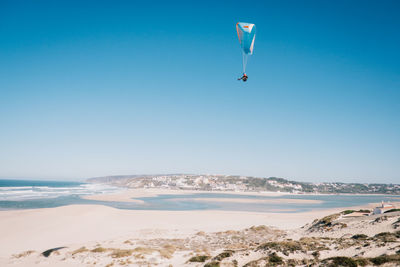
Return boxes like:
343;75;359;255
81;188;287;203
1;189;399;266
0;204;343;257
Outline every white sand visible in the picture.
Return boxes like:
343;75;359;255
0;189;393;266
82;188;286;202
190;197;323;204
0;205;347;259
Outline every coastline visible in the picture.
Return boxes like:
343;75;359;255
81;188;287;203
0;188;391;257
0;203;360;258
1;188;399;266
82;187;400;203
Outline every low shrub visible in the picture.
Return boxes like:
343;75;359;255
323;256;357;267
352;234;368;240
258;241;302;253
204;261;220;267
72;247;88;255
188;255;210;262
268;252;283;264
342;210;355;215
110;249;134;258
13;250;35;258
358;209;371;213
369;254;400;265
374;232;397;242
213;250;234;261
354;258;369;266
91;247;108;253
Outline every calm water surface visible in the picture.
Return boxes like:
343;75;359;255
0;180;398;212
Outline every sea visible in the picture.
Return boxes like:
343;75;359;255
0;179;121;210
0;179;399;212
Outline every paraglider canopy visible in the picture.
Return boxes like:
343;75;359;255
236;22;256;75
236;22;256;55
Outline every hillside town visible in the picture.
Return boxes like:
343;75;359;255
87;174;400;195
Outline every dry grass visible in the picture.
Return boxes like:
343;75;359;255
257;237;328;256
223;230;239;235
159;244;176;259
133;246;156;254
243;254;283;267
71;247;88;255
196;231;206;236
249;225;269;232
12;250;35;258
133;254;145;259
374;232;398;242
258;241;302;253
91;247;109;253
110;249;134;258
299;237;328;251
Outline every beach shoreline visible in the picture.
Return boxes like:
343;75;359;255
1;188;398;266
81;188;288;203
81;187;400;203
0;189;389;256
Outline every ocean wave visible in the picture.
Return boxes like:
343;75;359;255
0;186;34;190
0;183;121;201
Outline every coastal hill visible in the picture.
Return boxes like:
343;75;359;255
87;174;400;195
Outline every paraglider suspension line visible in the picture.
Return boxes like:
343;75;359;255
242;52;248;74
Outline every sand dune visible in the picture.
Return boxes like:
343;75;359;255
0;204;348;259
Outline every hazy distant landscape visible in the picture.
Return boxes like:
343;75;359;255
88;174;400;195
2;178;400;266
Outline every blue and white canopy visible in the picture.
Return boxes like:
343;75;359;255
236;22;256;55
236;22;256;73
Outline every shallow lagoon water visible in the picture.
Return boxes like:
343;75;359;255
130;193;399;213
1;180;399;212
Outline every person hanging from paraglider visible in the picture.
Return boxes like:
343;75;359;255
237;73;248;82
236;22;255;82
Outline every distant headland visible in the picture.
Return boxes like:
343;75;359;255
87;174;400;195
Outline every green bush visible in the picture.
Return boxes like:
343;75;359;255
324;257;357;267
358;209;370;213
374;232;397;242
369;254;400;265
352;234;368;240
258;241;302;253
268;253;283;264
213;250;234;261
354;258;369;266
370;255;390;265
188;255;210;262
204;261;220;267
342;210;355;215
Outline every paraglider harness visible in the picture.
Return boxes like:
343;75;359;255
238;73;248;82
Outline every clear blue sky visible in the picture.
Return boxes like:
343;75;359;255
1;0;399;183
